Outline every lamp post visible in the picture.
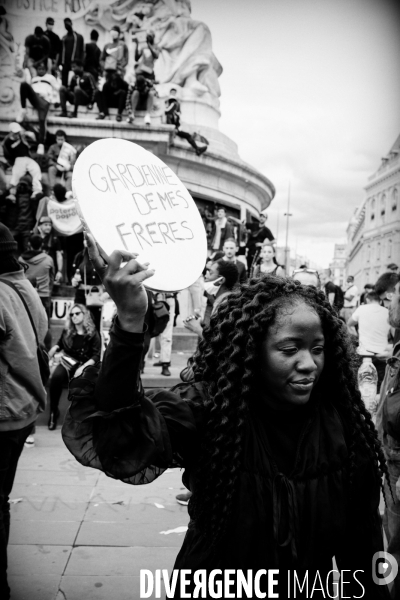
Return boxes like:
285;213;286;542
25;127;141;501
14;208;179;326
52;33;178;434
284;183;292;274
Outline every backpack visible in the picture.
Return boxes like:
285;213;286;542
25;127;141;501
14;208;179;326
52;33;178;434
150;299;170;338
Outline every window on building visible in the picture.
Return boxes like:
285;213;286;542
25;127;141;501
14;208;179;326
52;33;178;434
388;239;392;258
393;188;398;212
367;245;371;262
377;242;381;261
381;194;386;219
371;197;375;220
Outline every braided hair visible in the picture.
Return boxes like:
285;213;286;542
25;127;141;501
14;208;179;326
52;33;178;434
186;275;389;547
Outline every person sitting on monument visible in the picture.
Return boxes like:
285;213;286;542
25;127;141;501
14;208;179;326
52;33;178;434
100;25;129;78
19;61;60;154
3;123;43;201
164;88;208;155
35;215;63;285
95;71;128;122
24;26;51;76
46;130;77;191
125;74;155;125
58;60;97;118
84;29;101;80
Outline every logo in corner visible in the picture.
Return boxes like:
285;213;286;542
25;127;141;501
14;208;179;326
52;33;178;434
372;551;398;586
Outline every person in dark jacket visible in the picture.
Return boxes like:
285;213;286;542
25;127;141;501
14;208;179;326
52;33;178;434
3;123;42;200
62;237;391;599
44;17;61;71
24;26;50;75
47;303;101;430
9;174;37;254
84;29;101;80
95;70;128;122
58;60;97;118
58;18;84;86
71;243;103;331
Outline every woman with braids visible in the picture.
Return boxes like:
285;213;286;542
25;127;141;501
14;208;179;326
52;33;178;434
62;235;390;599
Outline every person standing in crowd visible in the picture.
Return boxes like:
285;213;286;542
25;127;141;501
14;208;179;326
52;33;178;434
221;238;247;283
376;273;400;599
62;239;391;599
126;74;155;125
210;206;234;252
292;267;321;289
36;215;63;284
8;175;37;255
47;304;101;430
24;26;50;76
375;271;400;345
360;283;374;305
3;123;42;200
133;30;159;81
245;211;275;275
252;241;284;279
43;17;61;72
96;70;128;122
100;25;128;78
0;224;47;600
21;234;54;349
187;275;204;319
347;290;392;390
58;60;97;118
320;268;344;314
71;240;103;331
46;129;76;191
84;29;101;80
58;18;84;87
153;292;176;377
202;259;239;328
19;61;60;154
342;275;359;323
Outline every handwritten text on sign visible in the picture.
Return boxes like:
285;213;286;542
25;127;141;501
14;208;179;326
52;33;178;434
88;162;194;250
72;138;207;291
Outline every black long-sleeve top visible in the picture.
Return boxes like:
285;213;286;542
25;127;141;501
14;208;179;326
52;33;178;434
57;329;101;364
62;321;390;599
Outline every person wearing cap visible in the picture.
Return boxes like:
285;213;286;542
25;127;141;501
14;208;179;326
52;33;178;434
0;223;47;599
46;129;76;191
43;17;61;72
58;59;97;118
100;25;129;78
2;122;43;200
36;215;63;284
58;18;84;87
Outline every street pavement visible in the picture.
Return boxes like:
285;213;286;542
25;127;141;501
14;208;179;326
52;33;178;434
8;354;192;600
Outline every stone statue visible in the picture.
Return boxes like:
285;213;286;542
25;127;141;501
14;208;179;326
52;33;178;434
84;0;222;108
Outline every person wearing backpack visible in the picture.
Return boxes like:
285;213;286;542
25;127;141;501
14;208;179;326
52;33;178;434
320;268;344;314
0;223;47;600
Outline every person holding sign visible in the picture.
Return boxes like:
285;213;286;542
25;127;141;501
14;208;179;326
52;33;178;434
61;234;390;599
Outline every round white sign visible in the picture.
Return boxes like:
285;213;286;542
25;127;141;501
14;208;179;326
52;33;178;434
72;138;207;292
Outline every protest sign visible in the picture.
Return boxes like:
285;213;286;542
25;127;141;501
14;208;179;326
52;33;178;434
72;139;208;291
47;199;83;236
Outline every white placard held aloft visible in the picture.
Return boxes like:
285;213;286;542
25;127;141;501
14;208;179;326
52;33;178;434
72;139;207;292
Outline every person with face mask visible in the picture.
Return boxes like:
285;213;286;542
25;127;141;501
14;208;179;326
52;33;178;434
58;60;97;118
58;18;84;87
100;25;129;77
43;17;61;73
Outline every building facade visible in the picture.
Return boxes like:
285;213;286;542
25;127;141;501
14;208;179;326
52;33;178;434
345;135;400;290
329;243;346;287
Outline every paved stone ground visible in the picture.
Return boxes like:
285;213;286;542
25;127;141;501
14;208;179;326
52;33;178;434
9;429;189;600
8;359;191;600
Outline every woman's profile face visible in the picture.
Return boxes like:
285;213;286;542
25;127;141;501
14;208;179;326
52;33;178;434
261;245;274;260
259;302;325;408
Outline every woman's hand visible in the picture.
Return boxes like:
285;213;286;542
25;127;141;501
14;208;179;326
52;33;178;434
74;365;84;378
86;232;155;332
48;345;59;359
183;317;203;338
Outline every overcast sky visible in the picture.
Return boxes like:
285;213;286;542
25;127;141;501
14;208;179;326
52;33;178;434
192;0;400;267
